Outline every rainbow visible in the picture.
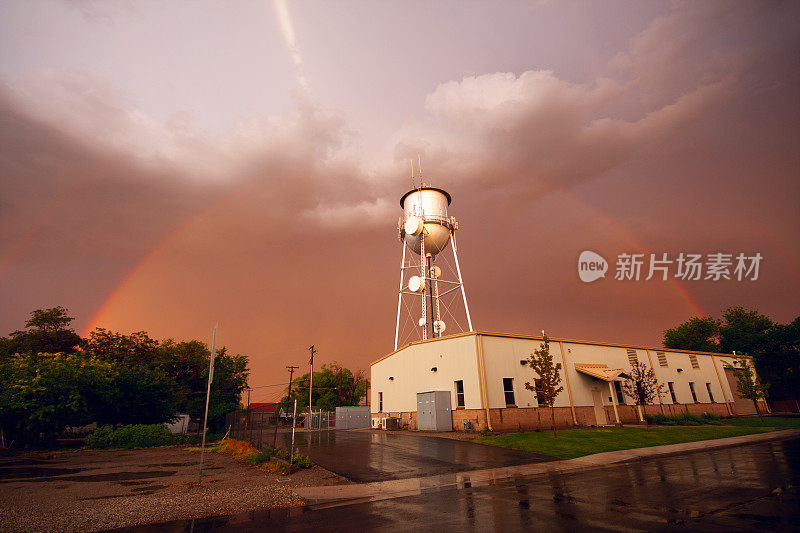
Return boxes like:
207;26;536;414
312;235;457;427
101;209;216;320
79;181;708;337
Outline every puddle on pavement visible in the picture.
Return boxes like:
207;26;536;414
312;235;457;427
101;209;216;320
0;470;178;483
143;462;199;468
78;484;170;500
114;505;308;531
0;466;84;479
132;484;168;492
0;458;61;467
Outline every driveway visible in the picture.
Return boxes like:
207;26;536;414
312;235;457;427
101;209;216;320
275;430;552;482
122;436;800;532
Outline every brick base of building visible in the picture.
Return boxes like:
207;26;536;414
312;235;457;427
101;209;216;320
770;399;800;413
373;400;748;433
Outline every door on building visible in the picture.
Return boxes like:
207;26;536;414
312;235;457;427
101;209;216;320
592;388;607;426
724;368;757;415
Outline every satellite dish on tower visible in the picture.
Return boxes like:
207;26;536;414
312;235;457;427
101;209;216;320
408;276;424;293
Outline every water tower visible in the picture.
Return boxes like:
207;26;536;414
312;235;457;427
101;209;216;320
394;184;473;349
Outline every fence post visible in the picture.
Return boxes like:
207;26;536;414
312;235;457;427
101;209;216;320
290;399;297;463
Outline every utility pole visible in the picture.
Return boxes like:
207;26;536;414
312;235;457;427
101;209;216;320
198;323;218;486
338;367;342;407
275;365;299;449
308;345;316;423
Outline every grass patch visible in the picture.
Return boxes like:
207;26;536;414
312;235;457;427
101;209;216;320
724;416;800;428
473;425;775;459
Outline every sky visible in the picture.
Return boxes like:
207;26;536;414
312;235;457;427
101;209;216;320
1;0;798;403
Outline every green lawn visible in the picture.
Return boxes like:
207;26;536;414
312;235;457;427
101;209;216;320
473;425;777;459
724;415;800;428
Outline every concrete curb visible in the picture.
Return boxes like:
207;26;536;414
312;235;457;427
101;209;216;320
294;428;800;509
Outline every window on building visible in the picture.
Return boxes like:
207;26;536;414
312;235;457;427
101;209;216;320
627;349;638;366
379;392;383;412
657;351;668;367
706;383;715;402
532;379;543;406
454;380;465;408
689;382;698;402
689;354;700;369
668;382;677;403
613;381;625;404
503;378;516;406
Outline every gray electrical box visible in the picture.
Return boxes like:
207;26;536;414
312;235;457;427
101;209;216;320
335;406;371;429
416;391;453;431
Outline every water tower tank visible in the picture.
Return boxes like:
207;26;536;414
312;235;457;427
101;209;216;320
399;187;455;256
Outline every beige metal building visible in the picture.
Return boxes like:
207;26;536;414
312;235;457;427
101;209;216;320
370;331;766;431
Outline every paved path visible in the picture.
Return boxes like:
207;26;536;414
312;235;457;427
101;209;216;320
295;428;800;507
275;429;552;482
120;432;800;532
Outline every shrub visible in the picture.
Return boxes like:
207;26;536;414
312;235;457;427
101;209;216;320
645;412;723;426
247;449;273;465
269;457;290;474
86;424;174;449
274;447;290;461
292;452;313;469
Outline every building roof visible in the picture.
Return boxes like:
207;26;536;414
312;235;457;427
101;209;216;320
372;330;737;366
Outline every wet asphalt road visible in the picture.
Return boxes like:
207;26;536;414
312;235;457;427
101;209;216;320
274;430;551;482
122;437;800;532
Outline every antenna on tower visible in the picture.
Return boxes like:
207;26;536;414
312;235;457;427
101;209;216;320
417;154;423;188
410;159;416;189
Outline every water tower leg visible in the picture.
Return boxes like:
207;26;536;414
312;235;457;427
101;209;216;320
394;245;407;351
432;257;441;335
451;233;473;331
420;232;427;340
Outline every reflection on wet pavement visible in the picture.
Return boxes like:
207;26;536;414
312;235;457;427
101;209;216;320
0;469;178;483
119;438;800;532
272;430;552;482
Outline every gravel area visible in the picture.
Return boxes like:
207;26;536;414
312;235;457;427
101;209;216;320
0;446;349;532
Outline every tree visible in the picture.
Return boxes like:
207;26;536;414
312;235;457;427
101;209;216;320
524;335;564;437
719;306;773;355
25;307;74;332
284;363;369;414
663;307;800;405
0;352;177;444
621;362;665;428
0;308;251;445
0;306;82;359
724;355;769;421
81;328;165;369
663;316;721;353
761;318;800;409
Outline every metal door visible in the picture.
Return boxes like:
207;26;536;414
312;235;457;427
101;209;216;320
592;388;607;426
725;368;756;415
417;392;435;430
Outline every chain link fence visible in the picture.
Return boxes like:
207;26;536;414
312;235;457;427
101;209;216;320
224;407;335;451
